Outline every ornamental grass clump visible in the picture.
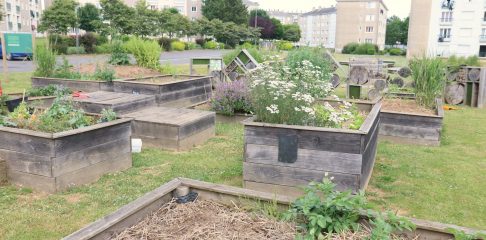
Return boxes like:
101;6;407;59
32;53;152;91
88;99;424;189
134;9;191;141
410;57;446;109
250;60;364;129
211;80;253;116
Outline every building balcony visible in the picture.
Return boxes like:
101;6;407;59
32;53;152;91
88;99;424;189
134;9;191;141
440;18;453;23
438;35;451;42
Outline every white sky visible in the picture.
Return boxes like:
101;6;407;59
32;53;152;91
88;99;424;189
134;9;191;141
255;0;411;19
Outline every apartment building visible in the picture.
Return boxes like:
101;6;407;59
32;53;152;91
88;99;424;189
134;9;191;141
267;10;300;25
0;0;44;32
408;0;486;58
298;7;336;48
335;0;388;51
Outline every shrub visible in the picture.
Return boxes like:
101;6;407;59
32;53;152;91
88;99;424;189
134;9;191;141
342;42;360;54
204;41;225;49
284;178;415;239
286;47;333;81
52;57;83;79
124;37;161;69
195;38;206;47
354;43;377;55
48;34;76;54
388;48;404;56
33;46;57;77
80;32;97;53
277;41;293;51
109;40;130;65
27;85;72;97
171;41;186;51
241;42;253;49
95;43;113;54
93;65;116;82
211;80;253;116
66;46;86;55
186;42;199;50
410;56;446;108
158;37;172;51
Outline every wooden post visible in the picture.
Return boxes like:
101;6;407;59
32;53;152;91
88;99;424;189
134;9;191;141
1;32;8;95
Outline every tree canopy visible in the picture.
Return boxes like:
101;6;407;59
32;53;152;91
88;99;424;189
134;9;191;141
77;3;100;32
385;15;409;45
38;0;78;35
100;0;136;35
202;0;248;25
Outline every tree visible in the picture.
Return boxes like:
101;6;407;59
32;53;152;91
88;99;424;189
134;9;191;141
134;0;159;37
271;18;284;39
159;8;191;38
249;9;269;20
100;0;136;35
38;0;78;35
385;15;409;45
249;16;274;39
282;24;301;42
202;0;248;25
77;3;100;32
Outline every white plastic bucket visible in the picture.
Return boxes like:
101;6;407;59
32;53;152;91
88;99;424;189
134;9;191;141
132;138;143;153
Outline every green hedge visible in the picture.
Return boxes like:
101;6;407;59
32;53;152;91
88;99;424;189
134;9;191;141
342;42;379;55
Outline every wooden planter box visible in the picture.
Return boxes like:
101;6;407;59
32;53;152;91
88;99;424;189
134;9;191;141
0;159;6;184
64;178;485;240
380;99;444;146
32;77;115;92
242;101;381;196
114;75;212;108
0;119;133;193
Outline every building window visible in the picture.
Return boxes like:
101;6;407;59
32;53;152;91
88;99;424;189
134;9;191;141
441;11;453;22
16;5;20;14
6;3;11;11
439;28;452;41
366;15;375;21
365;38;373;43
366;26;374;32
191;6;197;12
367;2;376;8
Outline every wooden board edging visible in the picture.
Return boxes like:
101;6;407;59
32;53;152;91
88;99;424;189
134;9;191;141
381;98;444;119
62;178;486;240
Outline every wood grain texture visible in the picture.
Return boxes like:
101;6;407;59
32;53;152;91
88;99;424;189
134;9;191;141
243;162;360;193
379;124;441;141
31;77;111;92
0;149;52;176
178;126;215;151
7;169;57;193
0;159;6;184
245;144;362;174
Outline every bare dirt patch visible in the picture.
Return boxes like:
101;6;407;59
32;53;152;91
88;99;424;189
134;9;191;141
382;98;436;116
64;193;86;204
74;64;161;79
113;199;296;240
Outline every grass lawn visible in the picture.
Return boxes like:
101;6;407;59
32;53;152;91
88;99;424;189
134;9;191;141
0;107;485;238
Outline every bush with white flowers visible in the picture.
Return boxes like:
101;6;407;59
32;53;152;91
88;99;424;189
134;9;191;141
250;60;365;129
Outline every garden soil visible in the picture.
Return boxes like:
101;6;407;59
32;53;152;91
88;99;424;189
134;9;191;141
75;64;161;79
382;98;436;116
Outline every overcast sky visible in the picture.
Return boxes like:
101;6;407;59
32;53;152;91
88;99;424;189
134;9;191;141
254;0;411;19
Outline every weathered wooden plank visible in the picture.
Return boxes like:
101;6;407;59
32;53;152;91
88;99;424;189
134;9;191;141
359;102;381;132
158;94;211;108
0;159;7;184
380;113;442;128
243;162;360;193
63;179;181;240
178;126;215;151
245;144;362;174
360;122;379;190
245;126;363;154
32;77;103;92
113;81;161;95
0;130;53;155
131;120;179;139
134;135;180;150
7;169;56;193
157;85;212;102
361;112;380;153
52;138;131;177
55;153;132;192
379;135;440;147
178;114;215;139
0;149;52;177
244;181;305;199
158;77;211;92
54;122;131;157
379;124;441;141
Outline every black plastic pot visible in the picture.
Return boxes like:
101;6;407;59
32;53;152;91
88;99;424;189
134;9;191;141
6;97;28;112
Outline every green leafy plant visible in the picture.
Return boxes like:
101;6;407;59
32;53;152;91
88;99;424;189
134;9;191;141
284;178;415;239
93;64;116;82
27;85;72;97
170;41;186;51
124;37;161;69
109;40;130;65
98;108;117;123
410;56;446;108
277;40;293;51
52;57;83;79
286;47;332;80
66;46;86;55
33;46;57;77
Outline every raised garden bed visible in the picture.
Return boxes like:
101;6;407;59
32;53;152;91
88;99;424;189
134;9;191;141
0;158;6;184
64;178;485;240
123;107;215;151
32;77;115;92
0;118;132;193
114;75;212;108
72;91;156;114
242;101;381;196
380;98;444;146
